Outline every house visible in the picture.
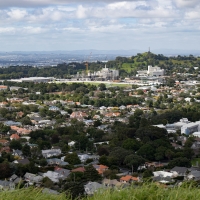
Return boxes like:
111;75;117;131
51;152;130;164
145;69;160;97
70;111;88;120
153;171;175;183
0;146;11;153
46;158;69;166
42;148;61;158
10;134;20;140
71;167;85;173
42;170;67;183
12;127;31;135
14;158;30;165
102;178;123;188
0;85;8;90
9;174;22;185
49;106;60;111
78;154;89;163
24;172;43;185
93;164;109;175
170;167;189;176
4;121;22;126
105;112;120;118
0;139;9;146
68;141;76;147
84;182;104;195
12;149;23;157
0;101;8;107
42;188;60;195
54;167;70;178
84;120;94;126
0;180;15;190
187;170;200;181
120;175;139;183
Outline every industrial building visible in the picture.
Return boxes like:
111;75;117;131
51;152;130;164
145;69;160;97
76;64;119;81
137;65;165;77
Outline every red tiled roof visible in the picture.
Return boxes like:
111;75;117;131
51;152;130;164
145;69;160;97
71;167;85;173
120;175;139;182
10;134;20;140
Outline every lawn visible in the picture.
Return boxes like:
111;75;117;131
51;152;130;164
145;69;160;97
191;158;200;167
121;63;136;73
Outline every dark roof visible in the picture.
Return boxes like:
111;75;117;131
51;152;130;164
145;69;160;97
17;158;30;165
10;174;18;180
13;177;22;184
171;167;188;173
190;171;200;178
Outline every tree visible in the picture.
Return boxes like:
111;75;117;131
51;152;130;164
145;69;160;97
99;155;109;166
98;83;106;91
97;147;109;156
129;109;143;128
22;144;31;157
64;181;85;199
122;138;141;151
0;123;10;133
109;147;132;165
51;134;60;144
137;144;156;160
168;157;191;168
64;153;81;165
143;169;153;179
0;162;11;179
42;177;54;188
9;140;22;150
20;116;32;125
84;164;102;182
135;126;168;142
165;149;174;160
124;154;145;171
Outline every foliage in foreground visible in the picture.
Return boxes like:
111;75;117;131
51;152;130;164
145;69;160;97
1;183;200;200
0;188;67;200
89;183;200;200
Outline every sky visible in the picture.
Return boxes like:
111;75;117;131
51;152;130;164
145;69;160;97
0;0;200;52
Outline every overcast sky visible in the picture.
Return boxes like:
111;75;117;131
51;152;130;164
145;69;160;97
0;0;200;52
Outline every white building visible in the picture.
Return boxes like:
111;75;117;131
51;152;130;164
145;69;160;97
137;65;164;77
181;121;200;135
147;65;165;77
93;65;119;80
192;132;200;138
9;77;54;83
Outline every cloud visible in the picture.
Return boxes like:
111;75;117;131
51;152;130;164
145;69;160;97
0;0;200;51
0;0;141;8
174;0;200;8
0;27;15;34
7;9;28;20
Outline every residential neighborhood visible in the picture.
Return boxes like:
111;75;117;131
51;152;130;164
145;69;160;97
0;52;200;198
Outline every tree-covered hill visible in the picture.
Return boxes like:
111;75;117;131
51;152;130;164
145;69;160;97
0;52;200;79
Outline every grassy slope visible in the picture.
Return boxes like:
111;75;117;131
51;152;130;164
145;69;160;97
2;183;200;200
89;183;200;200
0;188;67;200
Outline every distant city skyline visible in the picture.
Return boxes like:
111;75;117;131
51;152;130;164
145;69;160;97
0;0;200;52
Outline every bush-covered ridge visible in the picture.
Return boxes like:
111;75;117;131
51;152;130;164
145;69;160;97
2;183;200;200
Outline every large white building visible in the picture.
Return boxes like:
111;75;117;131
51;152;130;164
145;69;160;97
137;65;165;77
9;77;54;83
181;121;200;135
90;65;119;80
